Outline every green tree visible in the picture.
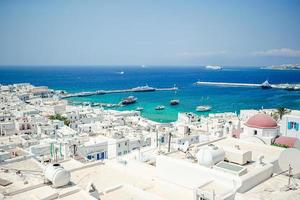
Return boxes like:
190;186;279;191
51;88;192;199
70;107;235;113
276;107;289;120
49;114;70;126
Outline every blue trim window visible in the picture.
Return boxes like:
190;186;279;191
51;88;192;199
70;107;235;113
288;121;299;131
96;152;106;160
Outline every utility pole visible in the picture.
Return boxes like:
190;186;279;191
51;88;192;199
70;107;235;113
168;132;172;152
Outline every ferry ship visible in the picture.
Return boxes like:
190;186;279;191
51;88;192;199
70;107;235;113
205;65;223;70
121;96;137;105
132;85;156;92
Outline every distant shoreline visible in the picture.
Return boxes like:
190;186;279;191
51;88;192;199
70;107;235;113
261;64;300;70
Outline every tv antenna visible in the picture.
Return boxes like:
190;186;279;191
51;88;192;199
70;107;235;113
278;148;300;191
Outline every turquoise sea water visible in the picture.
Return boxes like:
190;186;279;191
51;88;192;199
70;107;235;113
1;66;300;122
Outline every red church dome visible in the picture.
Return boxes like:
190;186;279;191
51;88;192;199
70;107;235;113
245;113;278;129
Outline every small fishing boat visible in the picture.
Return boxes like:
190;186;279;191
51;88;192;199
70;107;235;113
91;103;100;107
121;96;137;105
196;105;211;112
170;84;179;105
135;107;144;111
170;99;180;105
155;105;165;110
82;102;91;106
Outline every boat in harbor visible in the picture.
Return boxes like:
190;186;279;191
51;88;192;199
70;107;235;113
104;104;116;108
155;105;165;110
205;65;223;70
118;71;125;75
170;99;180;105
82;102;91;106
132;85;156;92
196;105;211;112
284;84;296;91
170;84;179;105
121;96;137;105
135;107;144;111
261;80;272;89
91;103;101;107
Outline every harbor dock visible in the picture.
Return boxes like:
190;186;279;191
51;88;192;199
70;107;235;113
195;81;261;87
60;86;178;99
195;81;300;90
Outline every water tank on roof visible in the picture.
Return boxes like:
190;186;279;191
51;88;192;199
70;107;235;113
196;144;225;167
44;163;71;188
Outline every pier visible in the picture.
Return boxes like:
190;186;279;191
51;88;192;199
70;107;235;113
195;81;300;91
60;86;178;99
195;81;261;87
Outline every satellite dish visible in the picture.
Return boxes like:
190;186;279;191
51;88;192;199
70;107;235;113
278;148;300;191
278;148;300;174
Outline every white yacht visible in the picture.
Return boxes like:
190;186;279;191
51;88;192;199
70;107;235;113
155;105;165;110
135;107;144;111
196;105;211;112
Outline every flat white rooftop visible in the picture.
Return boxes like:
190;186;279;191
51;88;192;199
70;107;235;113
235;174;300;200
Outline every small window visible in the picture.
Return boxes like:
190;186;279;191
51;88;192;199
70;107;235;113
288;121;299;131
118;144;121;148
254;130;257;135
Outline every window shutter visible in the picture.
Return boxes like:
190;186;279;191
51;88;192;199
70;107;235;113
296;123;299;131
288;122;292;129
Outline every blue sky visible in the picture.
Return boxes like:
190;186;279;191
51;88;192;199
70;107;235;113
0;0;300;66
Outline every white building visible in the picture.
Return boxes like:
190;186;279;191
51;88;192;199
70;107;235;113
280;112;300;140
78;137;108;161
242;113;279;145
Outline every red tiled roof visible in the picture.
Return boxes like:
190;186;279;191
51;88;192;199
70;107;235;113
274;136;298;148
